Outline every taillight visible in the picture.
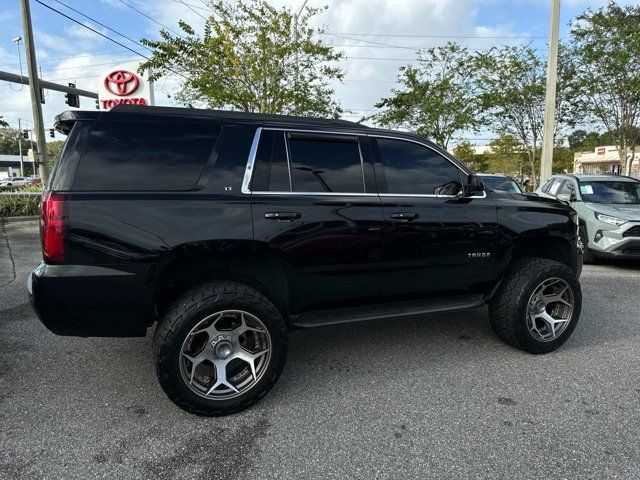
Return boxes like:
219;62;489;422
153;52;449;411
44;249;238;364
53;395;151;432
40;191;65;263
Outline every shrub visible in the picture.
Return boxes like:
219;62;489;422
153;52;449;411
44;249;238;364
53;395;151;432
0;185;43;217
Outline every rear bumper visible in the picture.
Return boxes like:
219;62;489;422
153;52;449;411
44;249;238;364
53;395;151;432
28;262;154;337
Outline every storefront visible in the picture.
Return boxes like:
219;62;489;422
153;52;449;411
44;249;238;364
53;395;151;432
574;146;639;178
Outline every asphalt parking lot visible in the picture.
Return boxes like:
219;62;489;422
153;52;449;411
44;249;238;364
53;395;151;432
1;219;640;480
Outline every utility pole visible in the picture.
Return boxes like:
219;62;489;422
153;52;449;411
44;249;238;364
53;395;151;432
20;0;49;184
540;0;561;183
17;119;24;176
293;0;308;113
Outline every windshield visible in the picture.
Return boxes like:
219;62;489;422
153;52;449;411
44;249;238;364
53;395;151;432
481;176;523;193
579;180;640;204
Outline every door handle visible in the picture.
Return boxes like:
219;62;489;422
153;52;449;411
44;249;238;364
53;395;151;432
264;212;301;222
389;212;419;222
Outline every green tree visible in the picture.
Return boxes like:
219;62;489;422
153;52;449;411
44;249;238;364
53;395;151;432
46;141;65;161
140;0;344;117
553;146;574;173
369;43;484;149
570;1;640;176
0;116;8;128
475;45;576;188
0;128;20;155
453;140;488;172
485;133;528;177
567;129;602;151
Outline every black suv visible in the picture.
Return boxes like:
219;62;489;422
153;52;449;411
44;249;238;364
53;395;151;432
29;106;582;415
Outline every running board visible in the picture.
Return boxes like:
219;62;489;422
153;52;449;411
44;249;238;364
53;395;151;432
290;295;485;328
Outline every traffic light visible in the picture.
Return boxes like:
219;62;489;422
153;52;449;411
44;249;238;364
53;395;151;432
39;87;45;105
49;128;55;138
65;83;80;108
22;129;29;139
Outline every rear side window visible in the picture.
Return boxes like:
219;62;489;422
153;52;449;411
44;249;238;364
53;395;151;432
546;179;565;197
376;138;463;195
73;122;220;191
251;130;291;192
288;133;364;193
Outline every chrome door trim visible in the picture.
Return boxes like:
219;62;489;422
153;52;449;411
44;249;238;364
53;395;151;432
241;127;487;199
242;126;369;195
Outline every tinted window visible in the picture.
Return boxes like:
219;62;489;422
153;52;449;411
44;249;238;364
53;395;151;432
481;176;523;193
251;130;291;191
288;134;364;193
74;122;220;190
377;138;463;195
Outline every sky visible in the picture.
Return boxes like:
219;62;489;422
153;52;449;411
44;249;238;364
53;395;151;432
0;0;628;145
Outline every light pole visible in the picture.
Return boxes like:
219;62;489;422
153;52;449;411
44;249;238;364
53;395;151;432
540;0;561;183
13;37;25;176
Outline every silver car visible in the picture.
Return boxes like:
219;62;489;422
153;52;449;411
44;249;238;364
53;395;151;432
536;174;640;262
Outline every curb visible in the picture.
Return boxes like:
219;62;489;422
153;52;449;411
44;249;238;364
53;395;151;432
1;215;39;224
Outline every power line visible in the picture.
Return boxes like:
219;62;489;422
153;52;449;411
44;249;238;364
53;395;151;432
34;0;189;81
332;44;547;53
39;59;133;73
0;50;129;68
35;0;150;60
325;33;415;50
326;32;569;39
173;0;209;21
116;0;187;39
49;0;153;53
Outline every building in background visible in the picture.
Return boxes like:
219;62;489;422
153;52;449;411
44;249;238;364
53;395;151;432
0;155;24;179
574;146;640;177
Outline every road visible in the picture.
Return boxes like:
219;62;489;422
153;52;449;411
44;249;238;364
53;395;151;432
1;219;640;480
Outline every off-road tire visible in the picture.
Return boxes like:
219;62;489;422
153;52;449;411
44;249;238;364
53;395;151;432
489;258;581;354
153;281;288;416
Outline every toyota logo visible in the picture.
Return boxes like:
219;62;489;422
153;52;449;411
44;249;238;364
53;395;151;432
104;70;139;96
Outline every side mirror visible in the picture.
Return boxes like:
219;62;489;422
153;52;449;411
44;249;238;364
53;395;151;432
463;174;484;197
556;193;572;203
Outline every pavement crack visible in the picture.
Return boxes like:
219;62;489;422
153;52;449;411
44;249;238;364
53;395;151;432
0;219;17;288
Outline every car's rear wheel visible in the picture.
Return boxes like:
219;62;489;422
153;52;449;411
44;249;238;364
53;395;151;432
489;258;581;354
153;281;287;416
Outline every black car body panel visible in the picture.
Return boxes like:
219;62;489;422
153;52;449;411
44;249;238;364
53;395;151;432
29;105;581;337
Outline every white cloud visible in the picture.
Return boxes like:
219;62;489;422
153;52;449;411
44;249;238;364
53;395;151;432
64;22;109;41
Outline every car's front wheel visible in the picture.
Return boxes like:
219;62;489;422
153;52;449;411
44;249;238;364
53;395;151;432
578;225;596;264
153;281;288;416
489;258;581;354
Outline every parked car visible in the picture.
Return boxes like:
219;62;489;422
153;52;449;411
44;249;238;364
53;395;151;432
0;176;29;187
29;106;583;416
25;176;42;185
478;173;524;193
536;174;640;263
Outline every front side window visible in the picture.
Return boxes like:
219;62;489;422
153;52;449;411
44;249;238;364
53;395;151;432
287;133;364;193
376;138;463;195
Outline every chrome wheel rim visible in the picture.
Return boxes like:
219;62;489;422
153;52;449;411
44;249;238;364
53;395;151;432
577;229;585;253
179;310;271;400
527;278;574;342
